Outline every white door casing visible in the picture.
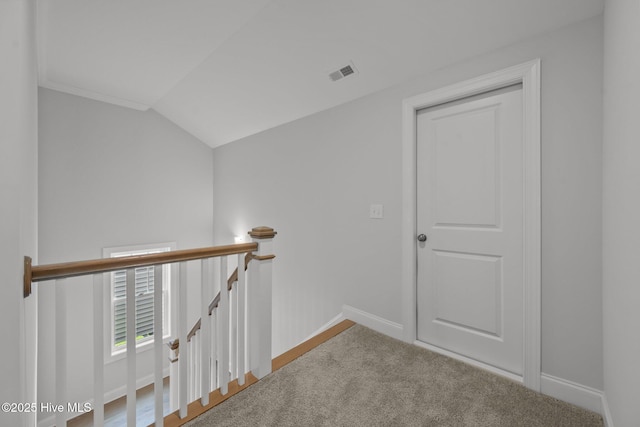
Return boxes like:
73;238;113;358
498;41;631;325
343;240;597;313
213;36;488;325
401;60;541;390
416;86;524;376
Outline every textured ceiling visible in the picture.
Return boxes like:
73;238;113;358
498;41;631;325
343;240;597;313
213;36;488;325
38;0;604;148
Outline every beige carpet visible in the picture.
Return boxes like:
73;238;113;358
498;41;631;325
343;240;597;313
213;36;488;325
186;324;602;426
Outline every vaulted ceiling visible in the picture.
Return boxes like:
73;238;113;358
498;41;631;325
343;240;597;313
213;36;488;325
38;0;603;148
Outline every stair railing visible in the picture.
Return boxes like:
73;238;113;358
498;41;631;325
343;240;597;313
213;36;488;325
169;251;252;407
23;226;276;427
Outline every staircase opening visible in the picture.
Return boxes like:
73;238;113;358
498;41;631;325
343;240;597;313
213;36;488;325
23;227;276;426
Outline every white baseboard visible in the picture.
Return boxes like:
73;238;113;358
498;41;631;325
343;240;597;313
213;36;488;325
299;312;347;344
342;305;404;340
37;367;170;427
601;393;614;427
540;373;604;415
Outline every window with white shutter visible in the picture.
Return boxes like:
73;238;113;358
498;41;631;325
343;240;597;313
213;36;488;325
104;243;175;359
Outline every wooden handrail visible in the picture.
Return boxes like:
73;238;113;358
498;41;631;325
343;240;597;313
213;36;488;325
23;242;258;297
25;225;275;358
224;253;253;296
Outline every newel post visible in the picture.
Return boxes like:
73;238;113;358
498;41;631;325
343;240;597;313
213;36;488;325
248;226;276;379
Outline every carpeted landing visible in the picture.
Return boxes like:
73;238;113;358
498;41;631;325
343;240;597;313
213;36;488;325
185;324;603;426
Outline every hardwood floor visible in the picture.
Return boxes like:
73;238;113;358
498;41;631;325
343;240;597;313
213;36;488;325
68;376;170;427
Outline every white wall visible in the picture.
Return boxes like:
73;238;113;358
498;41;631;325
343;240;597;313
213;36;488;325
37;88;214;416
212;16;604;390
602;1;640;425
0;1;38;426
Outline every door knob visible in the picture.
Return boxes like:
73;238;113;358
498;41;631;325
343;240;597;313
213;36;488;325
417;234;427;242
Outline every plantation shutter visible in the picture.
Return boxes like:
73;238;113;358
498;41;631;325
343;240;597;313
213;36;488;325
113;266;156;347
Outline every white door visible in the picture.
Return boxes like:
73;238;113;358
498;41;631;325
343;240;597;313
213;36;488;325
416;85;524;375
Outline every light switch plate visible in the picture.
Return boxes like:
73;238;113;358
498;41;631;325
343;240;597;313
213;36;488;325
369;204;384;219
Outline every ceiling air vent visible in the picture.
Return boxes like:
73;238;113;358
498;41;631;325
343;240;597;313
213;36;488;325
328;62;358;82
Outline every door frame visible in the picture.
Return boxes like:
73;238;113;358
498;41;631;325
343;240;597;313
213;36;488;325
401;59;541;391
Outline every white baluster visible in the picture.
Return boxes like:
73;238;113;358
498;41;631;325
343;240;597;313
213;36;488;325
169;262;179;413
200;258;211;405
126;268;136;426
93;274;104;427
178;262;188;418
55;279;67;427
190;335;196;401
230;282;237;381
153;265;164;426
195;333;201;400
211;312;217;390
169;341;179;412
218;256;229;395
188;339;193;402
237;253;246;386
